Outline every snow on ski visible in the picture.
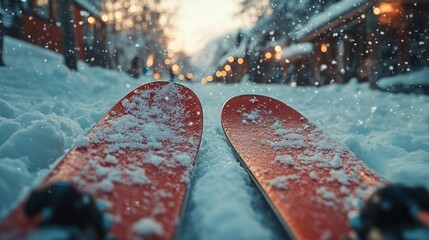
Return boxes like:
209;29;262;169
221;95;386;239
0;81;203;240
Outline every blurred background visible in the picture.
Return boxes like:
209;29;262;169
1;0;428;91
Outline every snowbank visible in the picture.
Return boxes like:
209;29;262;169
282;42;313;59
0;36;141;216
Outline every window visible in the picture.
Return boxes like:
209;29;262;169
33;0;50;19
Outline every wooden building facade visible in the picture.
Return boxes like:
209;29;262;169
1;0;109;67
286;0;429;87
218;0;429;86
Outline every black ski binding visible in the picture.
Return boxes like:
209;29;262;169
24;181;112;240
350;184;429;240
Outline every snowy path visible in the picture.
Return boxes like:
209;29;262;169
1;37;428;239
179;91;287;239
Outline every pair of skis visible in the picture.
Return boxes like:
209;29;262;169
0;82;426;239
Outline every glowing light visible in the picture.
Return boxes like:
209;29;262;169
274;45;282;52
227;56;234;63
147;55;154;68
373;7;381;15
221;71;227;77
101;14;109;22
201;78;207;85
320;43;328;53
224;64;231;72
36;0;49;7
379;3;395;14
178;74;185;81
125;19;133;28
153;73;161;80
187;73;194;80
265;52;272;59
164;59;171;65
215;71;222;78
376;2;403;25
237;58;244;65
171;64;180;74
87;16;95;24
207;76;213;82
275;53;282;60
114;11;122;21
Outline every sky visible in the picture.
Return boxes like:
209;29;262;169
167;0;251;55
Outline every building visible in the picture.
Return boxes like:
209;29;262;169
1;0;109;67
258;0;429;87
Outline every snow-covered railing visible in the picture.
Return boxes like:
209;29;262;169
294;0;372;40
377;68;429;88
74;0;101;17
282;42;313;60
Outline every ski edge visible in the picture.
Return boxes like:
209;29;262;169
172;82;204;240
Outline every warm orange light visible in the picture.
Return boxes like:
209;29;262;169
147;56;154;68
114;11;122;21
320;43;328;53
172;64;180;74
187;73;194;80
207;76;213;82
373;7;381;15
101;14;109;22
224;64;231;72
379;3;395;14
275;53;282;60
164;59;171;65
237;58;244;65
201;78;207;85
215;71;222;78
274;45;282;52
221;71;227;77
228;56;234;63
265;52;272;59
87;16;95;24
153;73;160;80
178;74;185;81
376;2;402;26
374;3;399;15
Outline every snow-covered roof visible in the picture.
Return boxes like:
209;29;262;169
294;0;372;40
192;29;251;75
191;33;235;75
74;0;101;16
282;43;313;59
266;40;284;49
227;41;247;58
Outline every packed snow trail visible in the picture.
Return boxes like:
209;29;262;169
178;98;287;240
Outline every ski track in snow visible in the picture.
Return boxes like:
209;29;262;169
1;37;429;239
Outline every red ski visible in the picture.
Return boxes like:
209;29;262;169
0;81;203;240
221;95;385;239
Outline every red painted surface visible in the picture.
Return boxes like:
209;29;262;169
222;95;384;240
0;82;203;240
21;3;90;60
22;13;63;54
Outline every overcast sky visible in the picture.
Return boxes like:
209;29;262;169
167;0;251;55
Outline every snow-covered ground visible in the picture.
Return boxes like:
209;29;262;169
1;37;428;239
